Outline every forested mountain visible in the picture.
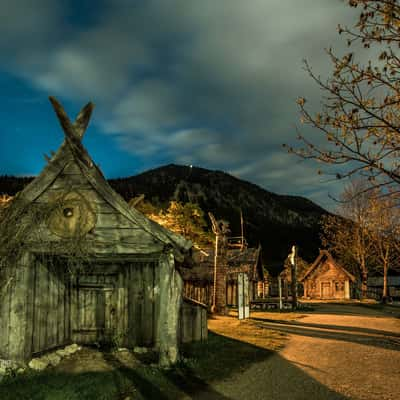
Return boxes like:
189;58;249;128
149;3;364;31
0;164;329;271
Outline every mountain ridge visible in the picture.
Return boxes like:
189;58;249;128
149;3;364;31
108;164;329;266
0;164;329;270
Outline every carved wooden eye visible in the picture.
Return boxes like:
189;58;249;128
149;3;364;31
63;207;74;218
48;191;96;238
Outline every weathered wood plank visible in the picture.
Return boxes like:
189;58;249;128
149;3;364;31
32;261;40;354
153;260;160;347
116;268;127;347
70;275;78;343
128;264;140;347
36;188;107;205
23;256;35;359
92;228;155;244
137;264;144;346
62;160;83;175
0;267;12;358
64;274;71;343
35;260;48;353
47;268;56;348
50;175;92;190
57;269;64;345
122;269;129;347
201;308;208;341
142;263;154;346
8;254;32;360
95;212;137;229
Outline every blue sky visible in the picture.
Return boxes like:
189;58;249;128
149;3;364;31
0;0;361;210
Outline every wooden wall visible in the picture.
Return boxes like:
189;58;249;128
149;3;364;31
124;260;160;348
303;260;351;299
1;255;205;362
30;257;71;355
69;260;160;349
183;281;212;306
0;254;71;361
179;298;208;343
0;258;31;361
184;279;258;307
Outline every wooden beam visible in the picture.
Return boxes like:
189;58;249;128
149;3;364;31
73;102;95;140
49;96;78;142
49;96;93;168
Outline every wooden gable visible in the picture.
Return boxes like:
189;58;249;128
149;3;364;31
300;250;356;283
12;97;191;259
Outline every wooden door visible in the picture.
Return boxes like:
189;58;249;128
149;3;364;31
72;274;118;344
321;282;331;298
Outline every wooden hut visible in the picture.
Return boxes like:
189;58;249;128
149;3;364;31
0;97;206;366
300;250;356;299
181;245;264;307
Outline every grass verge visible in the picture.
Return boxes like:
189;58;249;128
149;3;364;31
0;322;286;400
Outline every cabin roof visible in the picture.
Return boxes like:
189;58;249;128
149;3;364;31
181;244;264;281
300;250;356;282
11;97;191;261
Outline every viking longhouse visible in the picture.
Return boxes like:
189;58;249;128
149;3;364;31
0;97;206;366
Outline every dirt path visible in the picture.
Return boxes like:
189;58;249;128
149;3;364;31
207;303;400;400
13;302;397;399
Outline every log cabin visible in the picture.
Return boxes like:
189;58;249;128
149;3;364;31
300;250;356;300
0;97;206;367
181;244;264;308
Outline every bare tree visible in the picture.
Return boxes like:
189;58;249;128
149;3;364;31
367;191;400;301
321;180;374;298
285;0;400;196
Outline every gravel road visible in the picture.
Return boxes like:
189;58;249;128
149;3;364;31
207;302;400;400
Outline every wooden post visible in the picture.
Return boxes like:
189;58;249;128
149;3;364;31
344;280;350;299
278;276;283;311
240;209;244;251
208;212;228;315
238;273;250;319
211;235;219;313
289;245;298;310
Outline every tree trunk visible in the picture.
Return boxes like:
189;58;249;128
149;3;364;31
382;262;388;304
360;260;368;299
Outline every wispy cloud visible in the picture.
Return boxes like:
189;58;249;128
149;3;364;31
0;0;360;209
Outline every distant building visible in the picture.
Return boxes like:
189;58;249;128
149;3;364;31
300;250;356;299
181;244;264;307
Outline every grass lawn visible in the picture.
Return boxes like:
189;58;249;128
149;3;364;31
0;317;286;400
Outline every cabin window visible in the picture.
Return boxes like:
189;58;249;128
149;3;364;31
63;207;74;218
335;281;344;291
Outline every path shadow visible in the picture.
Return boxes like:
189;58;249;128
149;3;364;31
251;317;400;338
298;302;400;318
252;319;400;351
0;334;354;400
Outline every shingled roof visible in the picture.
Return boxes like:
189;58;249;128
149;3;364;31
181;244;263;281
300;250;356;282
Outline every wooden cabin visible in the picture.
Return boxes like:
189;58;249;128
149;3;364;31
300;250;356;300
181;245;264;307
0;97;206;367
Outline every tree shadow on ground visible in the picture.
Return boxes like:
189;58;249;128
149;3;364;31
298;302;400;318
251;318;400;351
0;333;352;400
251;317;400;338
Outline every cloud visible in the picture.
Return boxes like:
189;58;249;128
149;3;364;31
0;0;363;209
